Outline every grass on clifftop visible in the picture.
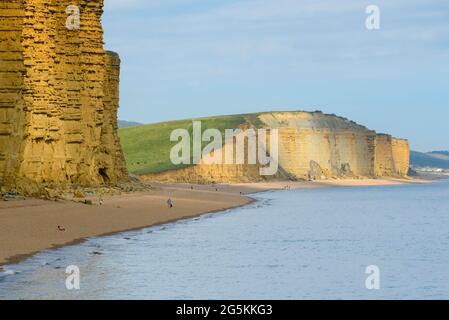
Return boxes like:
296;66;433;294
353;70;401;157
118;114;251;175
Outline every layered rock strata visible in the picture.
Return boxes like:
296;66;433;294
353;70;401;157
0;0;129;195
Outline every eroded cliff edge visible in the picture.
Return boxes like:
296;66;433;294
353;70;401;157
0;0;129;195
144;111;410;183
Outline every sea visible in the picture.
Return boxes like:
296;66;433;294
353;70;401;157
1;180;449;300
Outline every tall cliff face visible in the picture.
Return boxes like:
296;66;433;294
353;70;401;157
259;112;378;180
391;138;410;176
0;0;129;194
143;111;410;183
0;0;25;188
374;135;410;177
258;112;410;180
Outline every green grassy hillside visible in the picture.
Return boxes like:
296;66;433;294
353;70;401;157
118;114;251;174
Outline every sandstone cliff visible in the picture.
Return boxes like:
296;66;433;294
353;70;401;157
148;130;270;184
144;111;410;183
0;0;129;195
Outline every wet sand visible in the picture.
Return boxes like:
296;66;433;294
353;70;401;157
0;178;429;266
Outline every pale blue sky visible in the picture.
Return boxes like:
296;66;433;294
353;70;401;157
103;0;449;151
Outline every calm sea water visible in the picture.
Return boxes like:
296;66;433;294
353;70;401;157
1;181;449;300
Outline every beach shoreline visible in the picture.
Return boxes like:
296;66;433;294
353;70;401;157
0;178;432;267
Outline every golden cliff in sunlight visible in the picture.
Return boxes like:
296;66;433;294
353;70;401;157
374;134;410;178
0;0;128;195
143;111;410;184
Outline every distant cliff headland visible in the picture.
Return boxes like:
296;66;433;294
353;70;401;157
119;111;410;184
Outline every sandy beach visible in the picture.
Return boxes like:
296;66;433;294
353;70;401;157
0;178;430;267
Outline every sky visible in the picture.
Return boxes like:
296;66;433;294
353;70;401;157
102;0;449;152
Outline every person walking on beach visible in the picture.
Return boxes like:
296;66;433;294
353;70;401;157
167;193;174;209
